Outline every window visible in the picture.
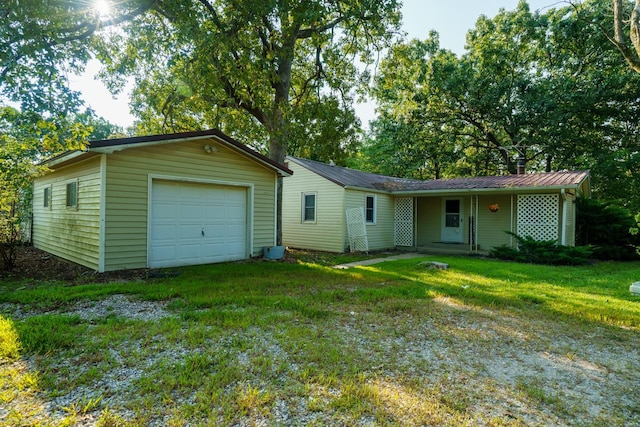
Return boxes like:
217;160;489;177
43;186;52;209
365;195;376;224
66;181;78;208
302;192;316;222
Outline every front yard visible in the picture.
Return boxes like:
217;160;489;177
1;251;639;426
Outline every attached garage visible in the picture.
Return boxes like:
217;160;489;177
32;129;292;272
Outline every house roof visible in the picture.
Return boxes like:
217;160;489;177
45;129;293;177
286;157;413;190
287;156;590;195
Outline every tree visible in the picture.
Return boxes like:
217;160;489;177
599;0;640;73
2;0;401;244
0;106;90;270
366;1;640;211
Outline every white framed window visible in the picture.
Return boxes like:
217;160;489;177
43;185;52;209
302;192;317;223
365;194;376;224
66;180;78;209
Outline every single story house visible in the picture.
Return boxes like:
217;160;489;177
282;157;590;253
32;129;292;272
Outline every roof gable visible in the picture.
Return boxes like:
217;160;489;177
46;129;293;176
287;156;590;194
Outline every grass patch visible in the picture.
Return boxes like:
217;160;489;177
1;253;639;425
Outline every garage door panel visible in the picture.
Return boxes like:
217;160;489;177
150;181;248;268
154;204;178;219
179;205;204;220
226;224;245;239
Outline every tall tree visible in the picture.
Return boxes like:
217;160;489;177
2;0;401;243
366;1;640;210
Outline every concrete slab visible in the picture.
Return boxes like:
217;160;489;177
333;253;424;269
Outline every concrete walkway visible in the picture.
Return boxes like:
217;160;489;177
333;252;424;269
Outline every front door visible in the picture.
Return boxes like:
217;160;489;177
441;199;463;242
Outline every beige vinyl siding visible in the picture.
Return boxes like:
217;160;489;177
282;162;346;252
416;197;441;246
103;138;277;271
32;157;102;270
476;194;514;250
345;190;395;251
563;192;576;246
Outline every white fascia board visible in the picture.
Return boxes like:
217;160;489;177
42;151;86;167
390;184;581;197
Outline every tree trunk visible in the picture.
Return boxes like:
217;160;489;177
268;52;293;246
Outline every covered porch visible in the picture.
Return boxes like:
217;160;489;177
393;191;578;254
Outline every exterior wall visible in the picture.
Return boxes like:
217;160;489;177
344;190;395;251
416;196;469;245
416;197;441;246
103;138;277;271
32;156;102;270
281;162;346;252
476;194;515;249
563;192;576;246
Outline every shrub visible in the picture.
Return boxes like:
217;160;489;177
490;233;593;265
576;197;639;261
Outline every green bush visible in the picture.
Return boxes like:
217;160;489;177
490;233;593;265
576;198;639;261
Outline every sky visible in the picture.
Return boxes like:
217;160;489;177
69;0;559;129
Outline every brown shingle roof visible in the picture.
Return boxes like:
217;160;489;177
287;157;589;193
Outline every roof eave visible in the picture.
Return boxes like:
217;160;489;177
41;150;87;167
391;183;585;197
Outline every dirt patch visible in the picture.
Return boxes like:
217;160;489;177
0;246;150;284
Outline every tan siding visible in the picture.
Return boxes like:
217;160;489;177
564;193;576;246
282;163;346;252
416;197;441;245
104;138;277;271
345;190;395;251
476;194;514;249
32;157;102;270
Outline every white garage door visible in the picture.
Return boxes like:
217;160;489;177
149;180;248;268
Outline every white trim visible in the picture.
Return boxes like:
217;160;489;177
561;189;568;245
98;154;107;272
365;194;377;225
273;175;278;246
146;174;255;268
301;191;317;223
65;178;79;210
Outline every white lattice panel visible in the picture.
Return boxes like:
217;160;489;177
517;194;559;241
346;208;368;252
394;197;414;246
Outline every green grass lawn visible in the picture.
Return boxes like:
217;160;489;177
1;253;639;426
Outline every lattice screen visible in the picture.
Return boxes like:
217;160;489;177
394;197;414;246
346;207;368;253
517;194;559;241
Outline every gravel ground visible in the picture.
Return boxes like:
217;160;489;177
2;292;639;426
1;247;639;426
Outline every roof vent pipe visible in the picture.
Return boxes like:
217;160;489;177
517;156;526;174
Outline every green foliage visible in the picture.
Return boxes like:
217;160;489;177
366;0;640;205
576;197;640;260
0;315;21;361
15;314;84;354
490;233;593;265
0;106;91;270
